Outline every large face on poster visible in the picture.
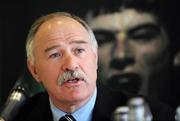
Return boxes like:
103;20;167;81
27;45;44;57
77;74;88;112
89;8;169;94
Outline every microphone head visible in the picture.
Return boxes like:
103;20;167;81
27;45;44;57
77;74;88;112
113;106;129;121
0;85;28;121
0;117;5;121
128;97;152;121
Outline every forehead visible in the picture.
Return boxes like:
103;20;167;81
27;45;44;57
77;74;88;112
89;9;157;31
34;16;90;44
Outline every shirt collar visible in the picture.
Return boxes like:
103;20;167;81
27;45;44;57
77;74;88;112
50;88;97;121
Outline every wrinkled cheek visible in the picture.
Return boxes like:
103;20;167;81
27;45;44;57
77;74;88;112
44;80;57;93
39;71;59;94
41;75;57;88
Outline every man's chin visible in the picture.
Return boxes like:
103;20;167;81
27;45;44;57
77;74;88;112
106;73;142;94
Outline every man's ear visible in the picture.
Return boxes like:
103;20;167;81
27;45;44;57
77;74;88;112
27;60;41;83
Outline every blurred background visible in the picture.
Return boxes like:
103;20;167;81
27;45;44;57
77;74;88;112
0;0;179;109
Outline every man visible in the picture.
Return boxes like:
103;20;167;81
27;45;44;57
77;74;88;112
86;0;175;101
14;12;174;121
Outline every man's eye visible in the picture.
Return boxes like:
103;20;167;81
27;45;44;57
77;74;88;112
49;53;61;58
75;48;85;54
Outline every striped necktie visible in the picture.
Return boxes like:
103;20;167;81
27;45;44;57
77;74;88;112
59;114;76;121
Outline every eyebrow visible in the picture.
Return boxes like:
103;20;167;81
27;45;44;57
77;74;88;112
44;40;88;53
69;40;88;44
128;23;161;35
44;45;60;53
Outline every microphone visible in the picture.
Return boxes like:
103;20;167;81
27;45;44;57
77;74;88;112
112;97;152;121
0;78;29;121
128;97;152;121
0;66;44;121
113;106;129;121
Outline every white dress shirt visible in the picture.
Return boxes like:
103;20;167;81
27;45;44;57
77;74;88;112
50;88;97;121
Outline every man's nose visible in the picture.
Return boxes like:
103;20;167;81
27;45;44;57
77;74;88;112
110;32;134;70
62;54;78;71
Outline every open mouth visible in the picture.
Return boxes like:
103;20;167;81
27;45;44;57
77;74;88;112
61;77;85;87
65;78;81;83
106;73;142;93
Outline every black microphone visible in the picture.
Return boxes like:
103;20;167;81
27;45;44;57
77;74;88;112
0;77;29;121
0;65;44;121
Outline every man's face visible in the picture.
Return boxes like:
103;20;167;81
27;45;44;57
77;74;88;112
89;9;169;94
28;17;98;109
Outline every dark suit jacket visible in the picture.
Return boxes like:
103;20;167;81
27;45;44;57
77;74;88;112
14;84;175;121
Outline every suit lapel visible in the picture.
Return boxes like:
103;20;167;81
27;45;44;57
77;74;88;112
92;85;116;121
27;92;53;121
92;84;130;121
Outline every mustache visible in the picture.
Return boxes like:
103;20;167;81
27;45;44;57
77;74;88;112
58;70;88;86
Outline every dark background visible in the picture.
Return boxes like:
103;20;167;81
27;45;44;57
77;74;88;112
0;0;179;107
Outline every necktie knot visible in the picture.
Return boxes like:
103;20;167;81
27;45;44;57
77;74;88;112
59;114;76;121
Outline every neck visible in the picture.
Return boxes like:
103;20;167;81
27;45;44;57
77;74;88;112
54;98;90;113
50;91;96;113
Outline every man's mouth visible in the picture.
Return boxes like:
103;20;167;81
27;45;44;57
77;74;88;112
58;70;87;86
64;78;81;83
106;73;142;93
62;77;84;87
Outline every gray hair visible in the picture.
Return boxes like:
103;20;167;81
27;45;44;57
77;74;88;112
26;12;98;63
